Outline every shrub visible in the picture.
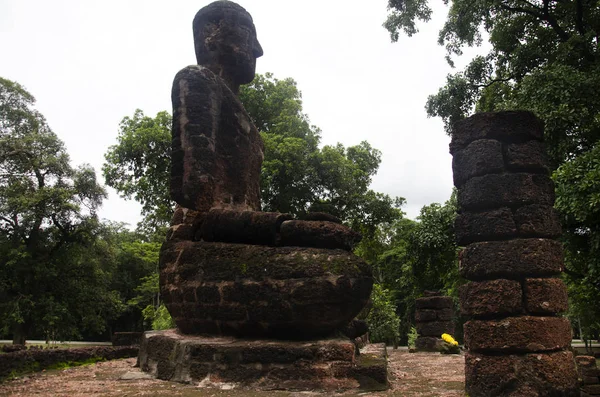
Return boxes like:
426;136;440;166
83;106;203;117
366;284;401;347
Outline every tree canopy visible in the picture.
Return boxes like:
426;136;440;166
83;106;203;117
0;77;121;344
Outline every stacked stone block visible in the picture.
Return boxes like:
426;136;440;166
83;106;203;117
451;111;578;396
414;292;455;351
576;356;600;396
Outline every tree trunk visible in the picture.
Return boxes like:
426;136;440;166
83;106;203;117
12;322;27;345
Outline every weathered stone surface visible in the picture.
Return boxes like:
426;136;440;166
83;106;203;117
582;385;600;395
464;316;572;353
450;111;544;154
196;209;292;246
414;296;453;310
460;279;522;317
171;65;264;213
525;278;568;314
415;308;453;322
351;343;388;391
464;350;579;397
112;332;142;346
459;238;563;280
505;140;550;173
514;204;562;238
138;329;387;391
160;240;372;338
340;319;369;339
414;337;443;352
577;356;598;368
415;309;437;322
455;208;517;244
279;220;361;251
302;212;342;224
416;321;455;337
458;173;555;211
584;376;600;385
452;139;504;186
0;346;138;380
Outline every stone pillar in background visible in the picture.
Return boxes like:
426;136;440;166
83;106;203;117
451;111;579;396
576;356;600;396
414;291;454;351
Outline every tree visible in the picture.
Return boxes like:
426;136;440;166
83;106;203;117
384;0;600;336
0;77;119;344
103;73;404;233
103;110;172;234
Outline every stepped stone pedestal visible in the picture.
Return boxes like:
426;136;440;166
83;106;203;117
452;111;578;396
138;329;387;392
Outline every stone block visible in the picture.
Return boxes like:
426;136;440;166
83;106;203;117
414;296;453;309
505;140;550;173
279;220;361;251
414;337;442;351
301;212;342;224
452;139;504;187
582;385;600;395
458;173;555;211
577;356;597;368
581;368;600;377
460;279;522;317
197;209;293;246
415;309;437;323
464;350;579;397
415;308;453;322
416;321;455;337
583;376;600;385
112;332;142;346
460;238;563;280
464;316;572;353
138;330;386;392
514;204;562;238
455;208;517;244
524;278;568;314
450;111;544;154
351;343;388;391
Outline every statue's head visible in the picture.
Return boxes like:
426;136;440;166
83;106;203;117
193;1;263;86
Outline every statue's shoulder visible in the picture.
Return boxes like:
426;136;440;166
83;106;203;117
173;65;221;88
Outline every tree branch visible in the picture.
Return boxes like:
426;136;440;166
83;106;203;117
542;0;570;41
498;2;544;19
575;0;586;36
472;76;514;88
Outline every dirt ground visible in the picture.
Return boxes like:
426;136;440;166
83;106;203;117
0;349;465;397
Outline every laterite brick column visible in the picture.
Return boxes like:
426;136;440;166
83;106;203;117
414;292;454;351
451;111;579;396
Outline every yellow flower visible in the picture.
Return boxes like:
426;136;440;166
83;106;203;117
441;333;459;346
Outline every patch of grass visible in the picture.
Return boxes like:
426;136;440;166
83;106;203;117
46;356;105;371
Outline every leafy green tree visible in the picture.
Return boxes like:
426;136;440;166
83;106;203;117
103;110;171;234
0;77;119;344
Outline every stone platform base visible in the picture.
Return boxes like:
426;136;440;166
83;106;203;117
138;329;387;392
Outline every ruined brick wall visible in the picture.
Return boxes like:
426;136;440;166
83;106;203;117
451;111;579;396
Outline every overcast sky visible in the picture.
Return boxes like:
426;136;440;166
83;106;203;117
0;0;485;226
